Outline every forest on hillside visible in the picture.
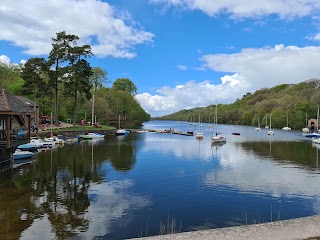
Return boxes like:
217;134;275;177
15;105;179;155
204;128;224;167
0;31;150;128
155;79;320;130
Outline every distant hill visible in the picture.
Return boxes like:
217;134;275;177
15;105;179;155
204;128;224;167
154;79;320;130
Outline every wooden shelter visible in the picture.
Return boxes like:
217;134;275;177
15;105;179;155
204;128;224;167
0;88;32;173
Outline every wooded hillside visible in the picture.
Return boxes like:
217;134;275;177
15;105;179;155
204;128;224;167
155;79;320;130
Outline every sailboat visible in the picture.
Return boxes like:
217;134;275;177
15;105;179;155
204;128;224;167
196;113;203;139
282;115;291;130
302;112;309;134
264;114;269;128
211;104;227;144
255;115;261;131
116;114;128;136
267;114;274;135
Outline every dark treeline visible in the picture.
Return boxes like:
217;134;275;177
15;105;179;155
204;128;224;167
0;31;150;128
155;79;320;130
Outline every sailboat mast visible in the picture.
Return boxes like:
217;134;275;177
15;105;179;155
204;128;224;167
317;106;319;132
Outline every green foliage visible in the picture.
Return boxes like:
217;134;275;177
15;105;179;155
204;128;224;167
1;31;149;128
112;78;137;96
157;79;320;130
0;63;24;94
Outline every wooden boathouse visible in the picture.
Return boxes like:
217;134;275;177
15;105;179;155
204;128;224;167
0;89;32;174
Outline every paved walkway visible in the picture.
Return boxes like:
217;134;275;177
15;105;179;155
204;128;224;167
131;215;320;240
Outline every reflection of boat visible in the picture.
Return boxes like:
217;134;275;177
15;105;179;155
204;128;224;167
14;149;35;160
78;132;105;139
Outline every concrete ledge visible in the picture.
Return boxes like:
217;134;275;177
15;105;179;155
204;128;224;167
131;215;320;240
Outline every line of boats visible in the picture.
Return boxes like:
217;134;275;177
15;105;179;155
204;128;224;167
13;129;131;161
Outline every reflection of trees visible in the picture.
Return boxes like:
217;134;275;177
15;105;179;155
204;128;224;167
0;169;34;240
0;138;137;239
107;137;136;171
238;141;318;169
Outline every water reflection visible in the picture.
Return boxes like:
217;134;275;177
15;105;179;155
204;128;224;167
0;137;149;240
1;121;320;239
205;140;320;200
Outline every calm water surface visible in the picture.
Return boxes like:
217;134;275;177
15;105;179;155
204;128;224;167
1;120;320;240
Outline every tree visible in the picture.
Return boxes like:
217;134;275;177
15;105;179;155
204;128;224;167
48;31;80;125
21;57;48;99
65;44;93;126
112;78;137;96
65;59;92;126
90;67;109;89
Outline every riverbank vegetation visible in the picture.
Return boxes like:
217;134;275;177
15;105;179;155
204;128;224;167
0;31;150;128
155;79;320;130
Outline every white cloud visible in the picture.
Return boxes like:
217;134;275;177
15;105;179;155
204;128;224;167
136;76;245;117
0;55;11;64
0;0;154;58
176;64;187;70
201;44;320;90
136;44;320;117
149;0;320;19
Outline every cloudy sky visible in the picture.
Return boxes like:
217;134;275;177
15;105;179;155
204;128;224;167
2;0;320;117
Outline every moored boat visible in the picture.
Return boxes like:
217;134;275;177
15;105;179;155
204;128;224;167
14;149;35;160
78;132;105;139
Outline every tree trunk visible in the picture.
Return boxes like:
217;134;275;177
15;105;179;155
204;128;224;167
73;91;78;127
55;59;59;125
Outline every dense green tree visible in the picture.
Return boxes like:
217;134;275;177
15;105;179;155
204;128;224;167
48;31;80;124
21;57;48;102
65;44;93;126
0;63;24;94
112;78;137;96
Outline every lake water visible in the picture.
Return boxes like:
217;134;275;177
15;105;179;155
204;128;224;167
1;120;320;240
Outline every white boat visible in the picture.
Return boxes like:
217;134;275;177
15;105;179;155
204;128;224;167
264;114;269;128
44;136;65;144
196;112;203;139
302;127;309;134
116;129;128;135
211;104;226;144
302;113;309;134
78;132;105;139
267;114;274;135
196;132;203;139
211;133;227;144
30;137;45;148
255;115;261;131
14;149;35;160
282;115;291;130
116;114;129;136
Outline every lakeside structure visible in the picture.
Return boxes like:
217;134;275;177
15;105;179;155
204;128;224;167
0;88;32;174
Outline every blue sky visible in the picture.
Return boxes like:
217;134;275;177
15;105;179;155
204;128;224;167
1;0;320;117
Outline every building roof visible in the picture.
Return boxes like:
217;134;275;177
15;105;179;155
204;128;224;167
16;96;39;108
0;88;32;115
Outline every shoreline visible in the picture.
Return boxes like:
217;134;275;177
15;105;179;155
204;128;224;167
131;215;320;240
